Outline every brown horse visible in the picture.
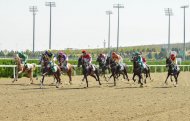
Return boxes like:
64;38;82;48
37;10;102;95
58;62;75;85
13;56;36;84
40;55;62;88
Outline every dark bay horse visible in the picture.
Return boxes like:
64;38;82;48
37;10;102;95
106;57;129;86
96;56;110;81
165;57;180;87
78;57;101;87
39;54;61;88
131;56;152;87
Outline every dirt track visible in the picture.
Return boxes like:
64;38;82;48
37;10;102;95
0;72;190;121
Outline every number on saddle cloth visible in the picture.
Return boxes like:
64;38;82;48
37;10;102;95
49;62;57;72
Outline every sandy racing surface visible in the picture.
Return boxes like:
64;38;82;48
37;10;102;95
0;72;190;121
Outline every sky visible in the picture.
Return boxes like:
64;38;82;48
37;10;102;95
0;0;190;51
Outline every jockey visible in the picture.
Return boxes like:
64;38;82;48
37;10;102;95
112;52;124;70
45;50;54;62
135;51;147;70
81;50;95;71
98;53;107;64
170;51;179;72
17;51;28;68
57;51;68;71
44;50;57;72
112;52;123;63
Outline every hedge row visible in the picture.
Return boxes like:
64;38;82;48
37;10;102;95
0;59;190;77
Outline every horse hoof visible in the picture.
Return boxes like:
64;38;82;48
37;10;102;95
140;84;143;88
69;81;73;85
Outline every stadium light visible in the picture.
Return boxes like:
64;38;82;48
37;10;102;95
106;10;113;55
113;4;124;52
164;8;173;55
181;5;189;61
45;2;56;50
29;6;38;53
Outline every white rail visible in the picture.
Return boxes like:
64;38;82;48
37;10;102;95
0;65;190;78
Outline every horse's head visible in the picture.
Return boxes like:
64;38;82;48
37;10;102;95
96;56;102;63
97;56;105;67
78;56;83;67
131;56;141;69
106;57;117;68
166;57;173;68
105;57;111;66
14;55;21;65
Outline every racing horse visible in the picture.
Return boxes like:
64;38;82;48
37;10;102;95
96;56;110;81
106;57;129;86
78;56;101;87
39;54;61;88
131;56;151;87
58;59;75;85
13;56;36;84
165;57;180;87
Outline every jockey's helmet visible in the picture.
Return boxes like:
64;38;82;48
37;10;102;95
58;51;64;56
112;52;116;56
47;49;52;53
170;54;175;58
82;50;86;54
135;51;140;56
18;51;23;56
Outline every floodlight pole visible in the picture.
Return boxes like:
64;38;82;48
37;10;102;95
46;2;56;50
181;5;189;61
29;6;38;53
113;4;124;52
106;10;113;55
165;8;173;55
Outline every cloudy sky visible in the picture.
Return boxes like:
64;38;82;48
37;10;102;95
0;0;189;51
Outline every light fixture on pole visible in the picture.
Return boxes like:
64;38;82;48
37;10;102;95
29;6;38;53
113;4;124;52
106;10;113;55
45;2;56;50
181;5;189;61
164;8;173;55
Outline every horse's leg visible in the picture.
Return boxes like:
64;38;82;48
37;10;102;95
139;74;143;87
108;74;113;81
147;68;152;81
143;72;148;84
102;69;107;81
173;75;178;87
85;75;88;88
132;73;136;82
124;68;129;81
67;70;72;85
170;75;173;82
95;70;101;85
29;70;34;84
40;75;45;88
54;74;59;88
164;73;170;85
113;74;116;86
13;68;18;83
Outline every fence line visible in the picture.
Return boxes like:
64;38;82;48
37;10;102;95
0;64;190;78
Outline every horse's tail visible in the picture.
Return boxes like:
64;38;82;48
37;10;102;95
32;63;36;71
71;64;75;70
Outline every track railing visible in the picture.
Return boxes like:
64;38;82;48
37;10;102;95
0;64;190;78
